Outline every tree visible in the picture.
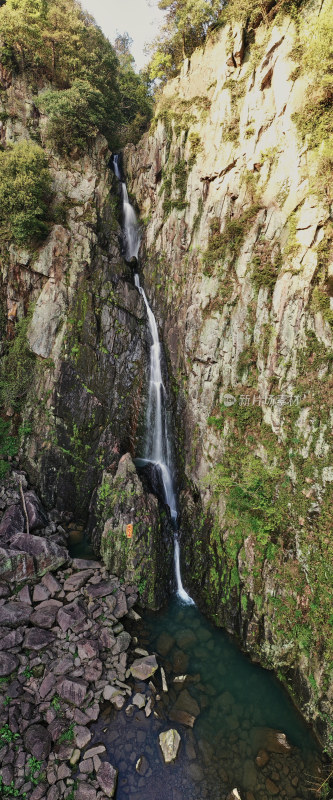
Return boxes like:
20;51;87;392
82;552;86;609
0;140;51;244
149;0;222;81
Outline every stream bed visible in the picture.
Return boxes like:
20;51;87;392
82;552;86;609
90;597;323;800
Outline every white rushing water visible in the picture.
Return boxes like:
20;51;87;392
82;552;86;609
113;154;193;605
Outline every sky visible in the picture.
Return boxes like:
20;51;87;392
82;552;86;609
81;0;165;70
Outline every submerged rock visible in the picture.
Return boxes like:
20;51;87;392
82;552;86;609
159;729;181;763
130;654;158;680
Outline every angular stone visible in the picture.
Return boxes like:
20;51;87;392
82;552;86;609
0;628;23;650
133;693;145;709
74;725;92;749
172;689;200;717
39;672;56;699
58;677;88;706
24;628;56;650
156;632;174;656
252;728;292;754
42;573;62;594
0;601;32;627
0;505;24;542
74;784;97;800
99;628;115;650
31;785;48;800
0;652;19;677
24;723;51;759
130;655;158;680
84;659;103;682
72;559;102;570
113;590;127;619
169;709;196;728
159;729;181;763
136;755;149;775
86;581;117;599
10;533;68;576
57;602;87;633
103;685;121;702
23;490;48;530
0;547;35;583
77;639;99;661
33;584;50;603
96;762;118;798
63;570;94;592
84;745;106;760
113;631;131;655
30;604;59;629
266;778;280;795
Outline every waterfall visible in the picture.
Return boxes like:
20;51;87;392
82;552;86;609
113;154;193;605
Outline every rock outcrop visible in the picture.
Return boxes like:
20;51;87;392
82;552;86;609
125;1;333;750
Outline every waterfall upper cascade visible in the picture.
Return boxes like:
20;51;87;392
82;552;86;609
113;154;193;605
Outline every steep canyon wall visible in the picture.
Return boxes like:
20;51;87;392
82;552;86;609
125;2;333;748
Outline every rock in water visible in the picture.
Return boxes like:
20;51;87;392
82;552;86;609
96;762;118;797
130;654;158;680
159;729;181;764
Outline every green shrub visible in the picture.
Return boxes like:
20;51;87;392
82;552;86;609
38;80;108;156
0;141;51;245
0;313;36;411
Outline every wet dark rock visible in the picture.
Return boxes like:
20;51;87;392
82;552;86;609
0;504;24;542
24;490;48;530
169;708;196;728
136;460;167;507
136;755;149;775
256;748;270;767
24;724;51;759
23;628;56;650
0;601;32;627
113;631;131;654
10;534;68;576
96;761;118;797
156;632;175;656
0;652;19;676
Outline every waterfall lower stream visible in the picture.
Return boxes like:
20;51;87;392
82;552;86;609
113;154;193;605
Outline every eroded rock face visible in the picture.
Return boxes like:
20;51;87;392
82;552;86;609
96;453;173;609
125;5;333;750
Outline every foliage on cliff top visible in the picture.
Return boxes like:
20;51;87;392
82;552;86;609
0;140;51;244
148;0;310;81
0;0;152;147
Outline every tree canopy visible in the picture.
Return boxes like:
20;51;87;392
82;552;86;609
0;0;152;148
149;0;222;81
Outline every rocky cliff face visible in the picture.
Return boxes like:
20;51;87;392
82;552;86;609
0;75;170;607
125;4;333;748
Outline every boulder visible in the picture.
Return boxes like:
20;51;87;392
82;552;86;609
0;652;19;677
30;604;59;629
251;728;292;754
57;602;87;632
63;570;94;592
77;639;99;661
23;490;48;530
24;724;51;759
96;762;118;798
0;601;32;627
0;547;35;583
86;581;118;599
58;677;88;706
10;534;68;576
74;784;97;800
0;629;23;650
159;729;181;763
130;654;158;680
0;505;24;542
24;628;56;650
